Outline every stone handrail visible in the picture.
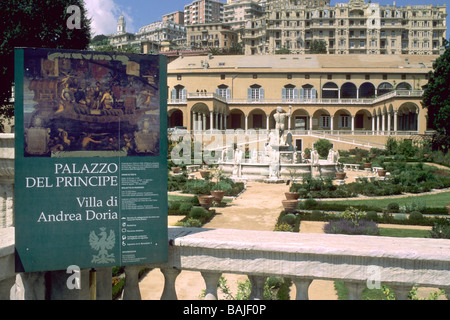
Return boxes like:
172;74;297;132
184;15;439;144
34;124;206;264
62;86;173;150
167;91;424;106
3;226;449;300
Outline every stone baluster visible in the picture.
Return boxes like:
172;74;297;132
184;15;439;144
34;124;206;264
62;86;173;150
293;278;313;300
248;275;266;300
10;272;46;300
160;268;181;300
96;267;112;300
121;266;142;300
391;284;414;300
201;272;222;300
345;281;366;300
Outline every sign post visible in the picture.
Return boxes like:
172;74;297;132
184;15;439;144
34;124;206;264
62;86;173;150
14;48;168;273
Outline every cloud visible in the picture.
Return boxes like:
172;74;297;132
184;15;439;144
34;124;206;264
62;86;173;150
84;0;134;36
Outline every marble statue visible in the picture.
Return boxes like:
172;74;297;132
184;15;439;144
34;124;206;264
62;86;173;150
310;148;320;165
273;105;292;144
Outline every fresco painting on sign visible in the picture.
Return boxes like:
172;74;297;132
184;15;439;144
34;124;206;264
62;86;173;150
23;49;160;158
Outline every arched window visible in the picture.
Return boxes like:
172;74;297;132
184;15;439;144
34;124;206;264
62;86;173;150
377;82;393;96
341;82;357;99
396;82;412;90
322;82;339;99
359;82;376;98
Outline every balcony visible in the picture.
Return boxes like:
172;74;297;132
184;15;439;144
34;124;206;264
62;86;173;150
167;91;425;106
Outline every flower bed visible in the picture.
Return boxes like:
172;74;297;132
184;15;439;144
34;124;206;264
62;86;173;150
290;163;450;199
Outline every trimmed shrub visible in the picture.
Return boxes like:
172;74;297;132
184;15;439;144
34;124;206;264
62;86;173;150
387;203;400;213
182;179;211;195
304;198;319;209
181;218;202;228
189;207;209;220
393;214;408;221
311;210;324;220
169;201;181;211
314;139;333;158
366;211;378;221
282;213;297;225
409;211;423;221
179;202;193;214
190;196;200;206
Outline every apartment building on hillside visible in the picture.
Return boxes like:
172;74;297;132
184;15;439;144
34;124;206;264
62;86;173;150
243;0;447;55
184;0;226;25
224;0;265;30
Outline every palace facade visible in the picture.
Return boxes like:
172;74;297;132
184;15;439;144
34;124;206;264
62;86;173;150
167;53;435;150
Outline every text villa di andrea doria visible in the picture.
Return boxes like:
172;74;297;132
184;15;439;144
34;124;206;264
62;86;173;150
26;162;140;223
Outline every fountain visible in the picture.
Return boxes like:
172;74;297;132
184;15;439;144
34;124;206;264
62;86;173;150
219;106;340;182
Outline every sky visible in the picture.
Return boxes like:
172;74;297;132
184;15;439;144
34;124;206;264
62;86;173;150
84;0;448;36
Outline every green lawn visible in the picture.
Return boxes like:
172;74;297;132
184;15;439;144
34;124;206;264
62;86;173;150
378;227;430;238
324;190;450;209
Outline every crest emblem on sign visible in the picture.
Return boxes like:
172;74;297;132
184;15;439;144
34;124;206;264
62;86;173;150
89;228;116;264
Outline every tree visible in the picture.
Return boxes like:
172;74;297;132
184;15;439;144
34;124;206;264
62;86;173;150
314;139;333;158
275;46;290;54
422;38;450;151
0;0;91;131
310;39;327;54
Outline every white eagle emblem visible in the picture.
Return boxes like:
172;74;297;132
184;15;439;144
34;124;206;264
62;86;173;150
89;228;116;264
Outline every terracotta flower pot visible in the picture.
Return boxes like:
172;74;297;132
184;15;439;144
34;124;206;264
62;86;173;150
210;190;225;204
363;162;372;169
377;169;387;177
285;192;300;200
282;200;299;213
335;172;346;180
198;195;214;210
172;166;181;174
200;170;211;179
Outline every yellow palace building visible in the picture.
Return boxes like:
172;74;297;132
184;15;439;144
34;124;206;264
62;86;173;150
167;53;436;151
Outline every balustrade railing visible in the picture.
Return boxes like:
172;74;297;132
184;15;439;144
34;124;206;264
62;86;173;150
167;91;424;106
2;227;449;300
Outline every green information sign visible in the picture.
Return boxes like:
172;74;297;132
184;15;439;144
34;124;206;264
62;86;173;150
14;48;168;272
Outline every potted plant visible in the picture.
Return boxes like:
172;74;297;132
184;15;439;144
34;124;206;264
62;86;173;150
285;191;300;200
172;166;181;174
285;169;301;200
335;171;346;180
197;195;214;210
200;169;211;179
377;162;388;177
282;200;299;214
363;157;372;169
210;169;225;204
